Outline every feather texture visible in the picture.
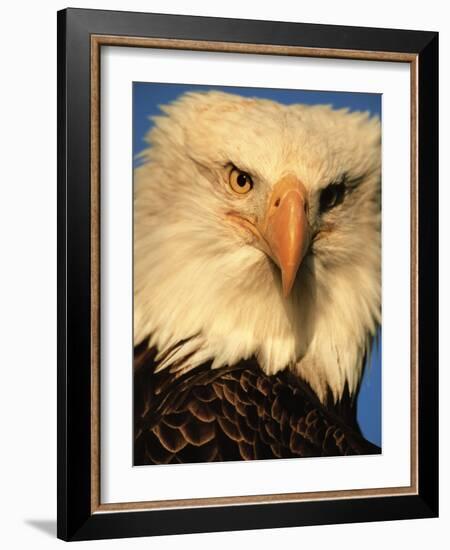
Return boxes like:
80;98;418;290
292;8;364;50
134;339;380;465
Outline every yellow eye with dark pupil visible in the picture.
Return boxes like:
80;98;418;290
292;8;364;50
229;169;253;195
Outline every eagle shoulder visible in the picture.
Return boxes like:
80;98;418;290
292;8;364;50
134;339;380;465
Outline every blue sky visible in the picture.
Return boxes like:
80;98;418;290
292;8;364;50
133;82;382;447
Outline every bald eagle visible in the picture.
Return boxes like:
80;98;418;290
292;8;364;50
134;91;381;465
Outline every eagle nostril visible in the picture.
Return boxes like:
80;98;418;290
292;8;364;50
274;198;281;208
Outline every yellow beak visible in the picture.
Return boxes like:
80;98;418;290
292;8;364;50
260;175;309;297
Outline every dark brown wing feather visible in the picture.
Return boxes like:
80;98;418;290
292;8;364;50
134;339;380;465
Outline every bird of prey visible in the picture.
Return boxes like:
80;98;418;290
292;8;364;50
133;90;381;465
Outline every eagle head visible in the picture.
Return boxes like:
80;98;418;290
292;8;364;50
134;91;381;403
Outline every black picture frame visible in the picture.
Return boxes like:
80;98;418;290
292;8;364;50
57;7;438;541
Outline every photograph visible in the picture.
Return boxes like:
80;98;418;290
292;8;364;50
133;83;382;466
54;7;438;540
1;0;444;546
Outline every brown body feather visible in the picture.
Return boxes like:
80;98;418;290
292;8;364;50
134;339;380;465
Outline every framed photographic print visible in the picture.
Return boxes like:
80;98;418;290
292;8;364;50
57;8;438;541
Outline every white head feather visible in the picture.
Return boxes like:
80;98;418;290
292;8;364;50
134;91;381;403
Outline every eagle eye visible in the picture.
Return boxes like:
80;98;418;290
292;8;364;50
319;182;346;212
229;167;253;195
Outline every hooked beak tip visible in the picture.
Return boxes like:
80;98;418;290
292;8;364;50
280;262;301;297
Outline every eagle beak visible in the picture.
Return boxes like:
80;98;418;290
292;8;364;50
261;175;309;297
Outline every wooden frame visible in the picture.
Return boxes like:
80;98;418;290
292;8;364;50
57;7;438;541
